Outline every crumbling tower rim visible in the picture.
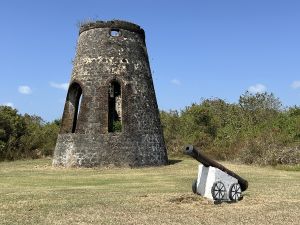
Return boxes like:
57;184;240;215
79;20;145;37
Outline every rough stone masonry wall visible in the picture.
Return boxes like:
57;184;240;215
53;20;168;167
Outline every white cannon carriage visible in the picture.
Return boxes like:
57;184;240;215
192;164;243;202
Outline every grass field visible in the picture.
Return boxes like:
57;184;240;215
0;158;299;225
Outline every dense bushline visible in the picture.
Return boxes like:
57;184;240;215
0;106;60;161
1;91;300;165
161;91;300;166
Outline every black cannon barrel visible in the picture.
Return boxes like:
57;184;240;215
185;145;248;191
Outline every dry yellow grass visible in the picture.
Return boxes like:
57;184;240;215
0;158;299;225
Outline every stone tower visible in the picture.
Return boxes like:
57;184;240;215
53;20;168;167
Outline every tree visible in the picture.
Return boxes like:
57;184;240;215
0;106;60;161
0;106;27;160
160;110;182;155
239;91;282;125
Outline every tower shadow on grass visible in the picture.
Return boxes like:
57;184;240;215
168;159;183;165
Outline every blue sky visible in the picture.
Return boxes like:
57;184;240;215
0;0;300;121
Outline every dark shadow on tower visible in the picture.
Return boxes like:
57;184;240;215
60;82;82;134
108;80;122;133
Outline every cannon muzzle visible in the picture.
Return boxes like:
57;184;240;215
185;145;248;191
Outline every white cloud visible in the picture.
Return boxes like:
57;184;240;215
171;79;181;86
291;81;300;89
50;82;69;91
1;102;14;108
248;83;266;94
18;85;32;94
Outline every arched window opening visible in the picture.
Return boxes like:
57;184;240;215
108;81;122;132
66;83;82;133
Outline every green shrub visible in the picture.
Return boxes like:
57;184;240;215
0;106;59;161
161;92;300;165
112;120;122;132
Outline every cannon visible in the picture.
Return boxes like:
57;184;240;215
185;145;248;202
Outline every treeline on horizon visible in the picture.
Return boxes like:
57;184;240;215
1;91;300;165
162;91;300;165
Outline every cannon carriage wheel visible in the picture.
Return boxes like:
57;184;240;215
211;181;226;200
229;183;242;201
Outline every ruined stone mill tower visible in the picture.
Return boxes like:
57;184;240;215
53;20;168;167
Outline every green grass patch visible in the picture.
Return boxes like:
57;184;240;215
274;164;300;171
